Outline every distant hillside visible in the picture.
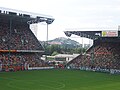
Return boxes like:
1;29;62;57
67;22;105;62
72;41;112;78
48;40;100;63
40;37;81;48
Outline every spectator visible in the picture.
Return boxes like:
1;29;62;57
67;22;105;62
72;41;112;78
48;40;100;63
68;38;120;71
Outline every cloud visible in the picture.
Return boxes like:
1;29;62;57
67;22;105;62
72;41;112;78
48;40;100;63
0;0;120;42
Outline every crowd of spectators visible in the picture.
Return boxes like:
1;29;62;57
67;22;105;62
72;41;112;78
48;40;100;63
0;21;43;50
0;18;47;72
68;38;120;74
0;53;48;71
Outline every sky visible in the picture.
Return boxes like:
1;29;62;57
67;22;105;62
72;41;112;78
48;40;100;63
0;0;120;44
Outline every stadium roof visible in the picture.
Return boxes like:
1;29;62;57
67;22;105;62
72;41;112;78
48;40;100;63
64;30;120;39
0;7;54;24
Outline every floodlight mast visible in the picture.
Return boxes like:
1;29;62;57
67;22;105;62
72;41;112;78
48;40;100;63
45;18;55;43
27;17;54;42
27;17;54;24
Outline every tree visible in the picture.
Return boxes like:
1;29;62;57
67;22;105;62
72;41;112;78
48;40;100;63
44;44;87;55
52;51;59;56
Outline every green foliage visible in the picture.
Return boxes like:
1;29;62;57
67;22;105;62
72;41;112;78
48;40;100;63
44;44;87;55
40;37;89;55
46;57;55;61
51;51;59;56
45;44;61;55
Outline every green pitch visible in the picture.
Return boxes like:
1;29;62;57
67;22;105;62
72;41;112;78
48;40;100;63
0;69;120;90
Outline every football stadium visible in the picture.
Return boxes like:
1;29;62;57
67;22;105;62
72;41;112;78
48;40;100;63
0;7;120;90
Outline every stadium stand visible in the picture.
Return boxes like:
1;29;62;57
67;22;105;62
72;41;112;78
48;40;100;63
0;7;54;72
65;31;120;74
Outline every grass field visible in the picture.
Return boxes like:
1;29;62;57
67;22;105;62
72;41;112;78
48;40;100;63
0;69;120;90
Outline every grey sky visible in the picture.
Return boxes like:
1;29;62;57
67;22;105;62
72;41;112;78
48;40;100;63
0;0;120;43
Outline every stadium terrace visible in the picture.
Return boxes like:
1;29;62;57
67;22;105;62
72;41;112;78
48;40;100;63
65;30;120;74
0;7;54;72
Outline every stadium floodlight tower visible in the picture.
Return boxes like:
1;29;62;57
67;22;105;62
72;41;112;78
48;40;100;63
27;16;54;43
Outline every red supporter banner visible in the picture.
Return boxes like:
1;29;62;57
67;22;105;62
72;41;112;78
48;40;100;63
95;52;112;55
0;50;17;52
